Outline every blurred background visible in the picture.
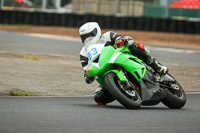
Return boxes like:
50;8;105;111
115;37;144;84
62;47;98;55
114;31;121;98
1;0;200;18
0;0;200;34
0;0;200;96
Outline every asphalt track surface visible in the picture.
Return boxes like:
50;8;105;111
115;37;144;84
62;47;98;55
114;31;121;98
0;31;82;55
0;31;200;66
0;94;200;133
0;31;200;133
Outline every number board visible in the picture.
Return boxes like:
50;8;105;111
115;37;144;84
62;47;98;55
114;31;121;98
87;44;104;61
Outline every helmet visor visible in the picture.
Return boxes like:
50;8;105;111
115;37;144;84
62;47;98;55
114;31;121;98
80;28;97;43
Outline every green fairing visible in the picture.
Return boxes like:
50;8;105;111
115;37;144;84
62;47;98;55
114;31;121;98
99;46;115;69
113;53;146;81
86;63;99;77
86;46;115;77
112;46;146;81
86;45;146;87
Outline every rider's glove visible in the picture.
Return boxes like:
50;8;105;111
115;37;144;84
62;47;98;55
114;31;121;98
84;73;95;84
114;37;128;48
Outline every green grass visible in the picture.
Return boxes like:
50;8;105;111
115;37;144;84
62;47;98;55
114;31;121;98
20;55;40;61
9;91;34;96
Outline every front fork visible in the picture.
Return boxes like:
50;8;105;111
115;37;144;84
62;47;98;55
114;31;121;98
117;66;135;90
116;65;143;96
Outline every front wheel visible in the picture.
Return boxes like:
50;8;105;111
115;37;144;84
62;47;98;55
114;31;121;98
104;73;142;109
162;78;186;109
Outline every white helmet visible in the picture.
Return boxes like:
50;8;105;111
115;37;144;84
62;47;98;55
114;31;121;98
79;22;101;46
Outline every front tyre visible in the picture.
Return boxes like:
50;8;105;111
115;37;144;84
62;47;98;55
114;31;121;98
162;80;186;109
104;73;142;109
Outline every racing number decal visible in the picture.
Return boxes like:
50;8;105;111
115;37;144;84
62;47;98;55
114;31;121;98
88;48;98;60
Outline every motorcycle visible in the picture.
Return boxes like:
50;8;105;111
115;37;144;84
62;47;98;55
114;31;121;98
85;37;186;109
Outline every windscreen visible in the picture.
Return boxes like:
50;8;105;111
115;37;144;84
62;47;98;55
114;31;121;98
86;38;107;61
85;37;107;49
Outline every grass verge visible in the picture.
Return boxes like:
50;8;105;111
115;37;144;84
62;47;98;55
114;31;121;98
9;91;34;96
20;55;40;61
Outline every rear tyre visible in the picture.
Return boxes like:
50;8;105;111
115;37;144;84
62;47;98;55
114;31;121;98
162;79;186;109
104;73;142;109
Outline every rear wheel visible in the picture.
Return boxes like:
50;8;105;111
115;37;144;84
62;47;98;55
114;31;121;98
162;76;186;109
104;73;142;109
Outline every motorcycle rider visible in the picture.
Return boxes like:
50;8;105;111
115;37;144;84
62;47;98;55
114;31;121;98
79;22;168;105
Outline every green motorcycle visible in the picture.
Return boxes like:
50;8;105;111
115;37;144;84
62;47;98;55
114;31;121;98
85;38;186;109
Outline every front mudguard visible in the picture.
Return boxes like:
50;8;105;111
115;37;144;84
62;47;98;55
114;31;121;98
96;70;126;88
104;70;127;82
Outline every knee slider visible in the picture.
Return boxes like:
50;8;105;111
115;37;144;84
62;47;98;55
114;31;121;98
94;89;115;104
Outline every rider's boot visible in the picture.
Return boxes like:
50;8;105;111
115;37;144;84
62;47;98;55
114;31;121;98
128;43;168;76
147;57;168;76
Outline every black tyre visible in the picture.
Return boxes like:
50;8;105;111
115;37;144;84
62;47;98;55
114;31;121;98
104;73;142;109
162;79;186;109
